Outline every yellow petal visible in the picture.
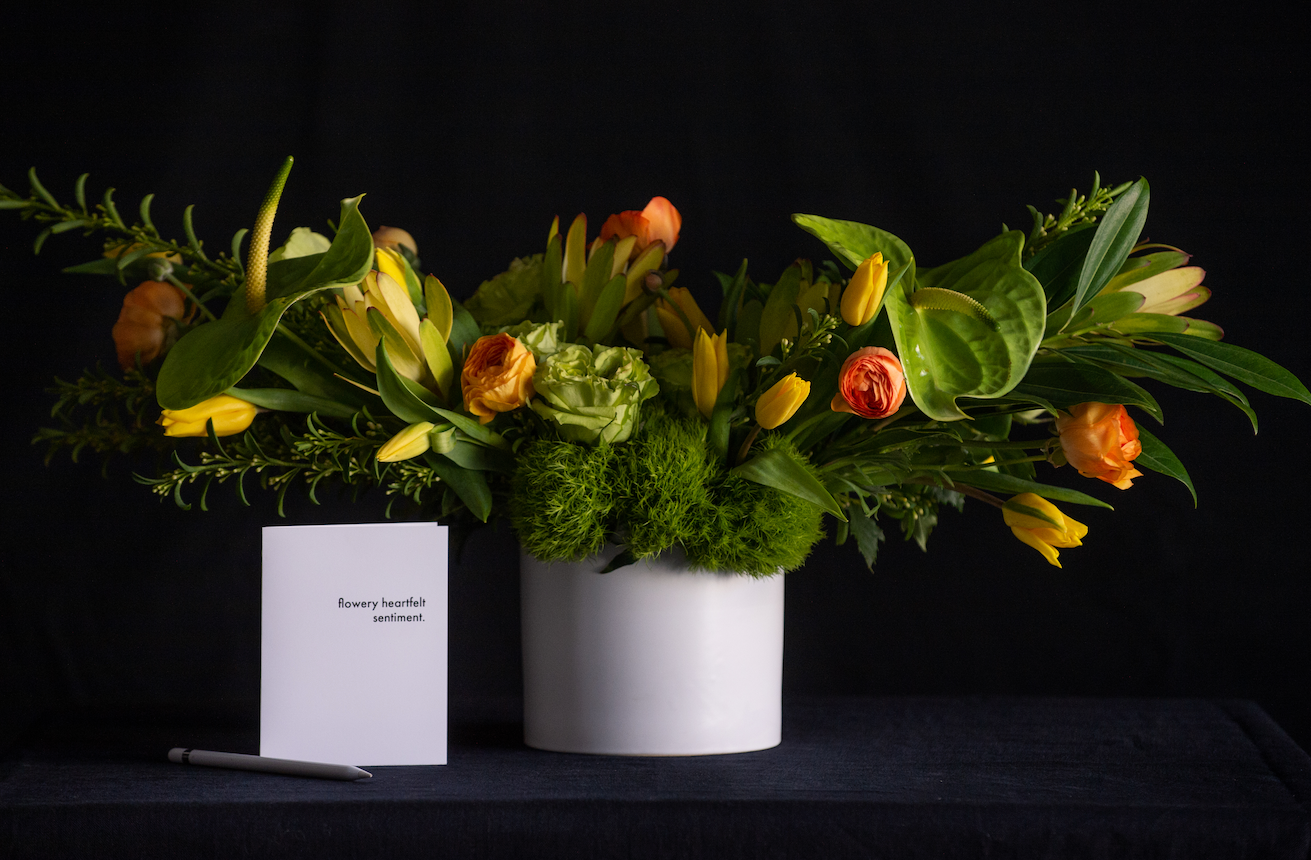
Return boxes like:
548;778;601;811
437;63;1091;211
564;213;587;286
378;422;435;462
368;270;424;358
1010;526;1062;568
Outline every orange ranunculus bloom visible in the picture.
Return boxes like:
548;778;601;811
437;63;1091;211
461;333;537;424
111;281;191;370
830;347;907;419
599;196;681;259
1056;402;1143;489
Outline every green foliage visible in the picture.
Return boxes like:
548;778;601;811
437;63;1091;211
1023;173;1135;259
464;255;545;327
510;404;825;575
33;367;175;468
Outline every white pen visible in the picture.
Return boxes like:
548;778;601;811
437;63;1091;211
168;748;372;781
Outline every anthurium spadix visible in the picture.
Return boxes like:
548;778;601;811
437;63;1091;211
156;158;375;410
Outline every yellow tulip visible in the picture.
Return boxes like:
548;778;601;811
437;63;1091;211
656;287;714;349
840;252;889;326
1002;493;1089;568
692;328;730;419
377;422;436;463
157;395;258;437
755;373;810;429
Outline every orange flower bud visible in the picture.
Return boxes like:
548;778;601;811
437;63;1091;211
830;347;907;419
599;196;681;258
111;281;189;370
372;225;418;256
460;334;536;424
1055;402;1143;489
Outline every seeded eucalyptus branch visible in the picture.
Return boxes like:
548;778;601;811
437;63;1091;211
1023;172;1133;258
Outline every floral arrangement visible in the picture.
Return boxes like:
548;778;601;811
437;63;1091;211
5;160;1308;574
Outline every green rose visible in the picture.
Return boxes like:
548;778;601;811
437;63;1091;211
500;320;564;361
531;344;659;444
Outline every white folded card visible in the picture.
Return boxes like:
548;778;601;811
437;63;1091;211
260;522;447;766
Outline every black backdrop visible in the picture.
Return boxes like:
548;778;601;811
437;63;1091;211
2;2;1307;753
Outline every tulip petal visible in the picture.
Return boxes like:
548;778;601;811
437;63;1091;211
1010;526;1063;567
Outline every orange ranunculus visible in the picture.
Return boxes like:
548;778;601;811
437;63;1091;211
111;281;190;370
599;196;681;259
461;333;537;424
830;347;907;419
1055;402;1143;489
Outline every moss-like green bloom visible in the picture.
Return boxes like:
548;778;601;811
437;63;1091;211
464;255;544;327
531;344;659;444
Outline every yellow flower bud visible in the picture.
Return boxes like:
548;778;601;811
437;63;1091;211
692;328;730;419
157;395;258;437
840;252;889;326
755;373;810;429
377;422;436;463
1002;493;1089;568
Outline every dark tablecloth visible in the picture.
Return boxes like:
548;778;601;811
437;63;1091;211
2;697;1308;859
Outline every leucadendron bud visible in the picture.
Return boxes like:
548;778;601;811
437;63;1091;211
840;252;889;326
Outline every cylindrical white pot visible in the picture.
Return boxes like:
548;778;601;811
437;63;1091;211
521;548;784;756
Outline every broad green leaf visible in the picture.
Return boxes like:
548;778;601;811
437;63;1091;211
541;232;563;321
792;213;914;272
1069;177;1149;321
1134;426;1196;505
732;447;846;520
947;470;1113;508
890;231;1045;420
442;440;515;474
446;299;482;373
157;195;374;409
375;343;510;448
1147;332;1311;405
1011;360;1163;423
1024;225;1095;306
256;332;370;407
759;263;802;355
225;386;359;419
375;340;442;424
421;451;492;522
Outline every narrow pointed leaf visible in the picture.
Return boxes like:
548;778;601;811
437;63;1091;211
947;470;1112;508
1147;332;1311;404
1069;178;1149;321
584;273;627;342
1134;426;1196;506
421;451;492;522
732;448;846;520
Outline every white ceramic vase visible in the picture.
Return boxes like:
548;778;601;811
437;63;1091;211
520;547;784;756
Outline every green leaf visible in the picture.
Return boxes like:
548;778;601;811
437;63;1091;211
732;448;846;521
1134;426;1196;506
847;510;885;570
584;273;627;342
1146;332;1311;405
255;332;369;407
225;386;359;419
375;344;509;449
442;440;515;473
579;239;616;324
792;213;914;272
891;231;1046;420
1011;360;1163;423
156;195;374;409
1068;290;1145;329
1069;177;1149;321
446;299;482;374
947;470;1113;508
759;263;802;355
718;258;750;337
1112;314;1224;340
421;451;492;522
1024;225;1095;306
708;369;740;464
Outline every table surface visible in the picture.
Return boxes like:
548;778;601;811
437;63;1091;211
2;696;1309;860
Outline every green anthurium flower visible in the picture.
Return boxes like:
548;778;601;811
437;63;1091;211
530;344;659;444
